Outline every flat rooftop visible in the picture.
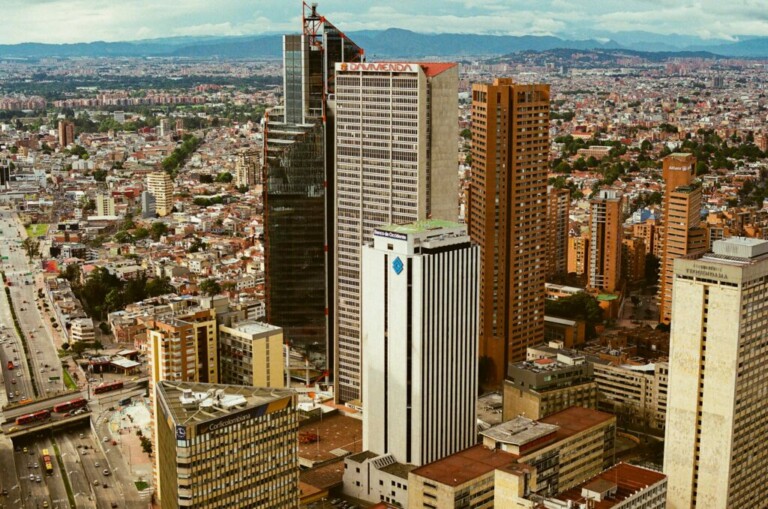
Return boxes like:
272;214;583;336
298;412;363;464
538;407;615;441
410;445;517;487
227;320;281;335
556;463;666;508
481;416;559;446
376;219;463;235
156;380;294;427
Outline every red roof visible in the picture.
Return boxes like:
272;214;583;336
419;62;457;77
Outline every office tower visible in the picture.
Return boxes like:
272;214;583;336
587;189;623;293
546;187;570;280
58;120;74;147
147;171;174;217
234;149;259;188
95;193;115;217
658;153;707;324
263;3;364;363
467;79;550;385
362;221;478;466
141;191;157;219
218;321;285;388
664;238;768;508
334;61;459;403
153;381;298;508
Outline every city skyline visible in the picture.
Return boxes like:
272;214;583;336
2;0;768;45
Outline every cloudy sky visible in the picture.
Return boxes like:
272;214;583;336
2;0;767;44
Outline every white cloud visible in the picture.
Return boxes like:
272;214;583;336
0;0;766;44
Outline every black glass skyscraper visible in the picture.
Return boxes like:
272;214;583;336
263;3;364;363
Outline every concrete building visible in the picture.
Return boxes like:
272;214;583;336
588;190;623;293
159;118;171;137
343;452;415;508
658;153;707;324
665;238;768;508
621;236;646;285
95;193;116;217
547;187;570;280
148;308;219;384
218;321;284;388
593;360;669;431
503;354;597;421
568;232;590;277
362;220;478;466
333;61;459;403
502;463;667;509
408;445;519;509
483;407;616;496
153;381;298;508
141;191;156;219
408;407;616;507
69;317;95;343
468;79;550;385
147;171;174;217
234;149;259;188
543;316;586;348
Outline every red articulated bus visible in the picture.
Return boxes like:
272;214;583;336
15;409;50;426
93;381;123;394
53;397;87;413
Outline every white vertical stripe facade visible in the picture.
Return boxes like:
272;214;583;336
363;224;478;467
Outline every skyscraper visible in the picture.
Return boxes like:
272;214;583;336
468;79;550;385
154;381;298;509
58;120;74;147
362;220;478;466
234;149;259;188
588;189;623;293
263;3;364;361
333;61;459;403
658;153;707;324
546;186;570;280
147;171;174;217
664;238;768;508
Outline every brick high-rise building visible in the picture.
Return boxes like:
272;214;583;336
658;153;707;324
665;238;768;508
332;61;459;403
546;187;570;280
58;120;74;147
588;189;623;293
467;79;550;384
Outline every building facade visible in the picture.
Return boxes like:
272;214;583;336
154;381;298;508
218;321;284;388
468;79;550;384
546;187;570;280
362;220;477;466
333;61;459;403
147;171;174;217
658;153;707;324
665;238;768;508
95;193;116;217
263;3;365;365
234;149;259;188
588;189;623;293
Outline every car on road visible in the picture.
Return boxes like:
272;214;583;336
103;469;110;476
11;379;16;384
93;480;100;486
33;463;38;468
28;474;34;481
43;502;48;508
103;437;109;443
103;483;108;488
35;475;41;483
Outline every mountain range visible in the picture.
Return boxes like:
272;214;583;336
1;29;768;59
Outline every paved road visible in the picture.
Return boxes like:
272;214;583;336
0;436;23;508
56;430;97;509
0;211;65;399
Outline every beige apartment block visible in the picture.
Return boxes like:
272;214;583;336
218;321;284;388
147;171;174;217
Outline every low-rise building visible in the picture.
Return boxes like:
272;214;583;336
503;354;597;421
70;317;95;343
343;452;414;508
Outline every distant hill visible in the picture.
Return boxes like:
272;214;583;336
0;30;767;59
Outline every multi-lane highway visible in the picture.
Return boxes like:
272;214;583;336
0;210;65;403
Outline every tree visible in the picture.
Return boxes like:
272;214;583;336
199;174;214;184
460;128;471;139
199;279;221;296
150;222;169;241
215;172;233;183
21;238;39;259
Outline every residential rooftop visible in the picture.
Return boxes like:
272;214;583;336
480;416;560;447
555;463;666;508
410;445;517;487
